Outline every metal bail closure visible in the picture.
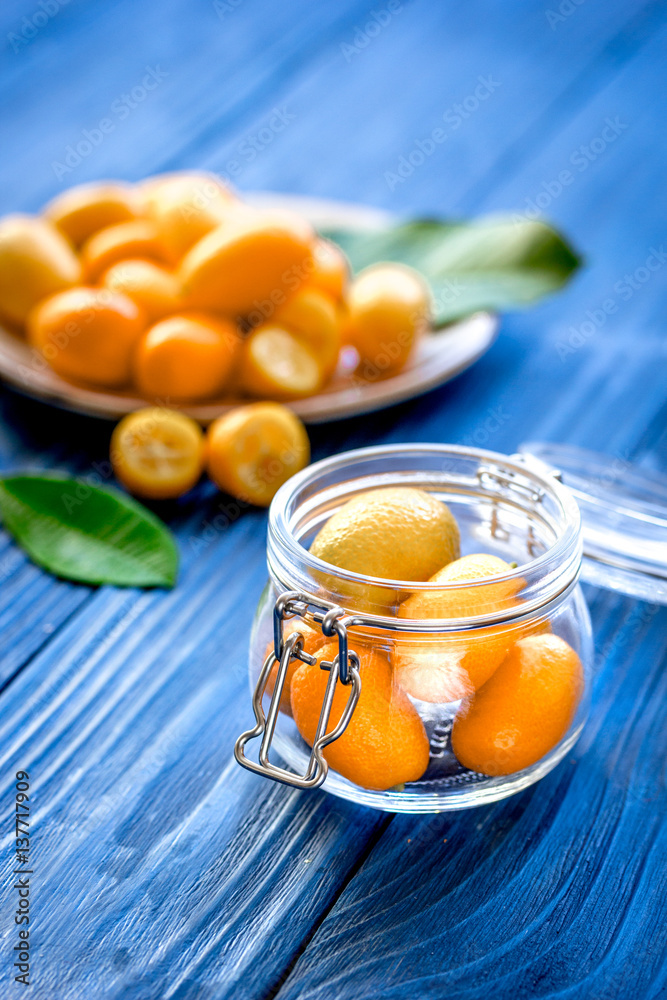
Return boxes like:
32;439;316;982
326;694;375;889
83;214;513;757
234;590;362;789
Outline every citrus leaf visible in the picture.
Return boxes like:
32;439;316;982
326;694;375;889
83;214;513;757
321;215;582;325
0;475;178;587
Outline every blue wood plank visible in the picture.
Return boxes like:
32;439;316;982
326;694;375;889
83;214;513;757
0;0;651;691
0;0;662;692
0;1;664;998
266;10;667;999
277;591;667;1000
0;0;657;215
0;0;374;211
199;0;664;213
0;394;101;687
0;0;382;682
0;500;389;1000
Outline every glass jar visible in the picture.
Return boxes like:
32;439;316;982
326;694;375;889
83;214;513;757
235;443;666;812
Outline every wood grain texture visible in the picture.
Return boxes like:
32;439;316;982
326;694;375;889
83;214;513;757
278;590;667;1000
0;512;388;999
0;0;665;997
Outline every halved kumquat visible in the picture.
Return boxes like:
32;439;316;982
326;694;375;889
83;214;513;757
239;324;323;400
274;286;341;378
111;407;205;499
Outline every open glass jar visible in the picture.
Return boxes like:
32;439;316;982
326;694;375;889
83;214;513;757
235;443;665;812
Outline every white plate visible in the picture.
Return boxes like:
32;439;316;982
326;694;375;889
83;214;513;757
0;193;498;424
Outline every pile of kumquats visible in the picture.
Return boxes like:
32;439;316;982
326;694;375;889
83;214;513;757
0;172;433;505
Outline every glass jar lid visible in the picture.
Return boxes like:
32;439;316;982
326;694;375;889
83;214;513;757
519;442;667;605
269;443;583;627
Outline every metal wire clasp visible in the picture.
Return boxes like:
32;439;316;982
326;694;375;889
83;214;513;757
234;591;361;789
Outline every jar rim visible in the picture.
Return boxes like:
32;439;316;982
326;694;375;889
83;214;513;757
268;443;582;626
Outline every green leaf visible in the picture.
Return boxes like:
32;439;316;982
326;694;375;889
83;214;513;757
321;215;582;326
0;475;178;588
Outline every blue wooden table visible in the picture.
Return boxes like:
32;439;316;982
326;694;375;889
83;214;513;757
1;1;666;997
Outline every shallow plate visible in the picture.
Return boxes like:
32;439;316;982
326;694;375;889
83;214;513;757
0;193;498;424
